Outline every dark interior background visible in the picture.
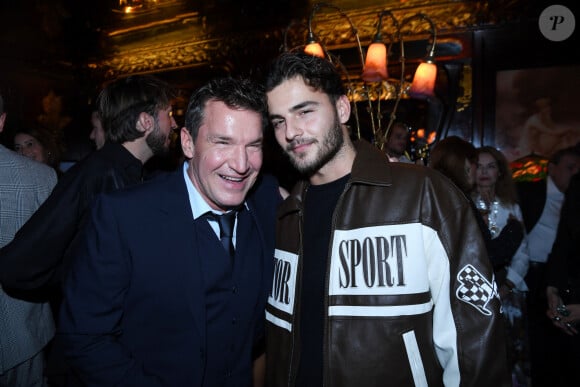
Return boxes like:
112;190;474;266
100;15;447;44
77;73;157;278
1;0;578;186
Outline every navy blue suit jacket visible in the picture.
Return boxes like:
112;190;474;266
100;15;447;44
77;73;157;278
57;170;280;386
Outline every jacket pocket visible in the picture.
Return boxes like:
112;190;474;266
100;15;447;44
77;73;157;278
402;330;428;387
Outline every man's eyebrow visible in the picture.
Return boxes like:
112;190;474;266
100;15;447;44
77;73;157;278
290;100;319;112
207;133;232;141
269;100;320;120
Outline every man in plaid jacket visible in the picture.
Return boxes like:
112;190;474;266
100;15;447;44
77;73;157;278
0;91;57;386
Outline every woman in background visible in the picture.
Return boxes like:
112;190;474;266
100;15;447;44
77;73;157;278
430;137;524;268
473;145;531;386
13;124;63;176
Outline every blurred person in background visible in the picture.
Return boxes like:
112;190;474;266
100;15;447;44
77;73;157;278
0;74;178;387
0;91;56;387
473;145;531;386
545;167;580;386
429;136;524;269
383;121;412;163
13;124;63;176
516;145;580;386
89;109;106;150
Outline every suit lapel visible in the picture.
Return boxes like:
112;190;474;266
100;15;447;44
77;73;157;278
157;171;206;339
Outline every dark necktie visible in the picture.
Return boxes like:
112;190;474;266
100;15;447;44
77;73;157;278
205;211;237;258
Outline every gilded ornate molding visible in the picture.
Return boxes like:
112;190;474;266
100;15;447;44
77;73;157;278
285;1;485;51
95;39;216;79
91;0;529;80
456;64;472;112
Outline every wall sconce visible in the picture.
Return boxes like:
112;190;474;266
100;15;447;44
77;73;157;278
363;12;438;98
405;14;438;98
303;2;365;65
287;3;439;154
409;59;437;97
362;11;438;147
361;10;407;148
362;10;401;83
304;35;325;58
304;4;325;58
300;2;375;140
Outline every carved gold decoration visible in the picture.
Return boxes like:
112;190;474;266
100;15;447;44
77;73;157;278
90;0;530;79
284;2;485;51
96;39;216;79
456;64;472;112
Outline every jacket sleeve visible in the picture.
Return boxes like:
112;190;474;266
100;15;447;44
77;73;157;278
486;217;524;269
546;173;580;294
0;170;86;291
435;194;511;387
57;195;162;386
505;205;530;290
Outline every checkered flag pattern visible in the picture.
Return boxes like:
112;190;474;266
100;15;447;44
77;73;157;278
456;264;494;316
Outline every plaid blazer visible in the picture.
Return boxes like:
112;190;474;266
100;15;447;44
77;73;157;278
0;144;57;373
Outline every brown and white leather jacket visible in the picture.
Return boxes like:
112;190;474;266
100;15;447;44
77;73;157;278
266;140;511;387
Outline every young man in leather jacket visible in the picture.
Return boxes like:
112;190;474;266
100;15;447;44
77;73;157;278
263;52;511;387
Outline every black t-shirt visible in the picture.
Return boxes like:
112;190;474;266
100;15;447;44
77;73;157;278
296;174;350;386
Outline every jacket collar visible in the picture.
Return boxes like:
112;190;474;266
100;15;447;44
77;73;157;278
282;139;393;214
349;139;393;186
100;142;143;181
153;170;207;337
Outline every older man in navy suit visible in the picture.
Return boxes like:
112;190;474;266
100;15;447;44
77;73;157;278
0;92;57;386
57;77;284;386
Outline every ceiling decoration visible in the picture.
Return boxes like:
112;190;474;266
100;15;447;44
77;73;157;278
0;0;532;86
91;0;530;81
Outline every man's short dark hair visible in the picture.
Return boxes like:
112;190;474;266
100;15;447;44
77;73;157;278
430;136;477;194
97;75;176;144
386;121;410;140
550;145;580;165
184;77;268;141
265;52;346;104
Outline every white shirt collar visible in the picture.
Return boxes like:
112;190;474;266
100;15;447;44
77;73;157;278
546;175;564;198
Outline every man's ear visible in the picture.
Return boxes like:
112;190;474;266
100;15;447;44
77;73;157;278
0;112;6;133
136;112;154;134
336;95;351;124
180;127;194;159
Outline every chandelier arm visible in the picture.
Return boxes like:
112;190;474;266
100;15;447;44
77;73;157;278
306;3;321;45
382;12;438;143
365;9;405;146
400;13;437;59
312;3;366;69
309;2;373;139
382;29;406;144
284;20;308;52
370;11;404;146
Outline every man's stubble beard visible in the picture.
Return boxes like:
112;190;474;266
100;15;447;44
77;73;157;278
146;119;171;156
287;113;344;177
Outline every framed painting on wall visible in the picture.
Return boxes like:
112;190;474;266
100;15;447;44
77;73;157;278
494;64;580;162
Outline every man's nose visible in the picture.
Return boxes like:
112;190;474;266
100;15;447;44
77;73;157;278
285;118;303;140
229;145;249;173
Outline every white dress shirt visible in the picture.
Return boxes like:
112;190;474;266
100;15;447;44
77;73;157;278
526;176;564;264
